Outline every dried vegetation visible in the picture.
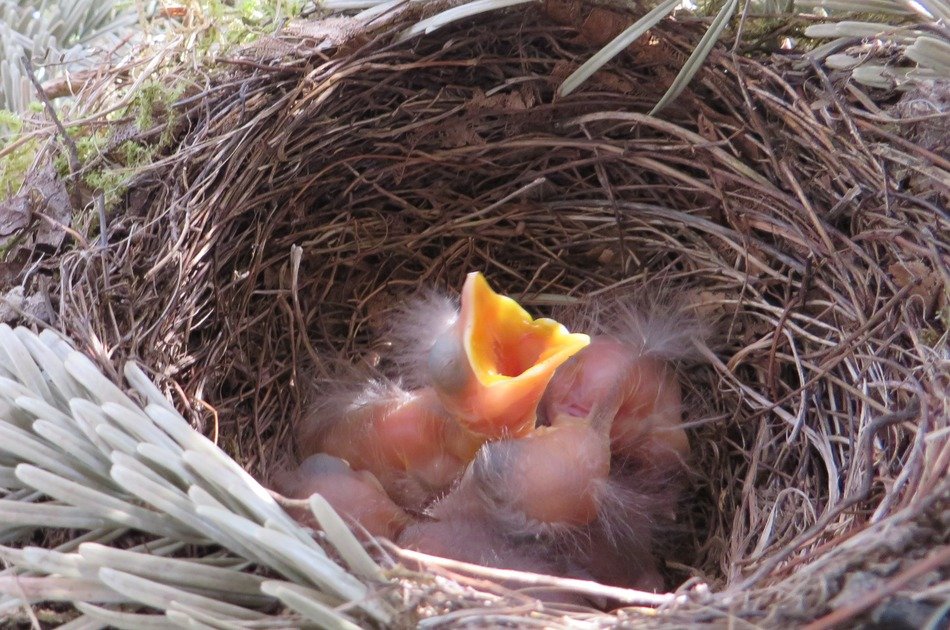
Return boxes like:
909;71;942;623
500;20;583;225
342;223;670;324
0;1;947;627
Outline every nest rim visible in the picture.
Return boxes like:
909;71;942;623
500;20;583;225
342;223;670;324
3;2;948;627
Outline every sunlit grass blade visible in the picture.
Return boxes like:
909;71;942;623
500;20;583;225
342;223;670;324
905;36;950;72
0;576;125;604
558;0;681;97
804;21;919;42
308;493;383;580
75;603;176;630
14;464;197;540
97;568;266;621
0;501;106;529
78;543;268;599
650;0;738;114
262;581;365;630
397;0;534;43
796;0;913;13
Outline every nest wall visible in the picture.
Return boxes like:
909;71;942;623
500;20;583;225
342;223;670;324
17;3;947;625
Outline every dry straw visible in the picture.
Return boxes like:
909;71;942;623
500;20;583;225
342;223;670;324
0;0;948;627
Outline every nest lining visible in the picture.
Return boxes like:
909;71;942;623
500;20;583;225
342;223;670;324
3;2;948;627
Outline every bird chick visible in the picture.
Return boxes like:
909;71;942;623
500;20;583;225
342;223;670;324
564;464;683;593
405;272;591;439
470;415;611;528
298;272;588;507
299;382;481;508
397;415;676;600
541;337;688;469
399;414;611;560
272;453;412;539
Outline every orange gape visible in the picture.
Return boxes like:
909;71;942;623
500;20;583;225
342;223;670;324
428;272;590;438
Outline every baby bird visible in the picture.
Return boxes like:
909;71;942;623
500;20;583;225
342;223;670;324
272;453;411;540
541;338;687;469
397;410;671;595
298;272;589;508
281;276;700;600
396;423;608;590
470;414;611;528
390;272;590;439
298;381;481;508
540;298;701;472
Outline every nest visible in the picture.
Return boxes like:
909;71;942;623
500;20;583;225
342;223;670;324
2;2;948;627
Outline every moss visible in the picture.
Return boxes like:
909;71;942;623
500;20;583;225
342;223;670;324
131;81;165;131
238;0;307;23
2;0;307;211
0;109;23;134
118;139;155;165
0;137;40;197
84;167;128;203
691;2;921;54
193;0;307;48
125;78;189;147
76;130;110;164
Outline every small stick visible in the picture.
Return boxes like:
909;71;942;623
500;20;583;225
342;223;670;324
803;545;950;630
21;56;81;177
389;544;683;607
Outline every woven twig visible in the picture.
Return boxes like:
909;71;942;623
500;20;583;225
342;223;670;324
0;1;947;627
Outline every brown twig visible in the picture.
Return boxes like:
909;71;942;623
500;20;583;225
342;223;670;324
6;6;947;628
21;56;81;177
803;546;950;630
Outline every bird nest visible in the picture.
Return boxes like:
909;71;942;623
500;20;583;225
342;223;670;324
1;2;948;627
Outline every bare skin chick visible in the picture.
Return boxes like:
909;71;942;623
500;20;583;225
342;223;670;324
272;453;412;540
541;336;689;472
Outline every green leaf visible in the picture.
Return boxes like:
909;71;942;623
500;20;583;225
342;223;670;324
558;0;681;97
397;0;535;43
650;0;739;115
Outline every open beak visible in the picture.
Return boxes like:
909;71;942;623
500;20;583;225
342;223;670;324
430;272;590;437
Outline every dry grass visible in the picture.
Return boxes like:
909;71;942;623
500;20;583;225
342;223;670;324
1;1;948;627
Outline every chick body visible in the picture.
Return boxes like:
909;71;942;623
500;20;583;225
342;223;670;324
301;386;480;508
398;418;610;562
471;418;610;527
542;337;688;469
273;453;411;539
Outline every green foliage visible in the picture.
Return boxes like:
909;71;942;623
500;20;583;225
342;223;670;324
0;0;138;112
0;109;22;134
0;136;39;197
127;78;188;142
798;1;950;88
180;0;308;51
78;133;159;209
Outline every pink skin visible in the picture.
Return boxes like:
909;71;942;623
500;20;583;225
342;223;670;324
541;337;689;471
397;429;671;601
397;473;592;606
299;388;482;509
471;419;611;527
272;454;412;540
398;421;619;598
285;410;674;600
285;300;691;598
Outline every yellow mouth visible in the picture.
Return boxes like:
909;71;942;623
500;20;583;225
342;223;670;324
456;272;590;436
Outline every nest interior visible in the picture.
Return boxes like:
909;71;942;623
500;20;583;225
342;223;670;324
21;2;948;625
